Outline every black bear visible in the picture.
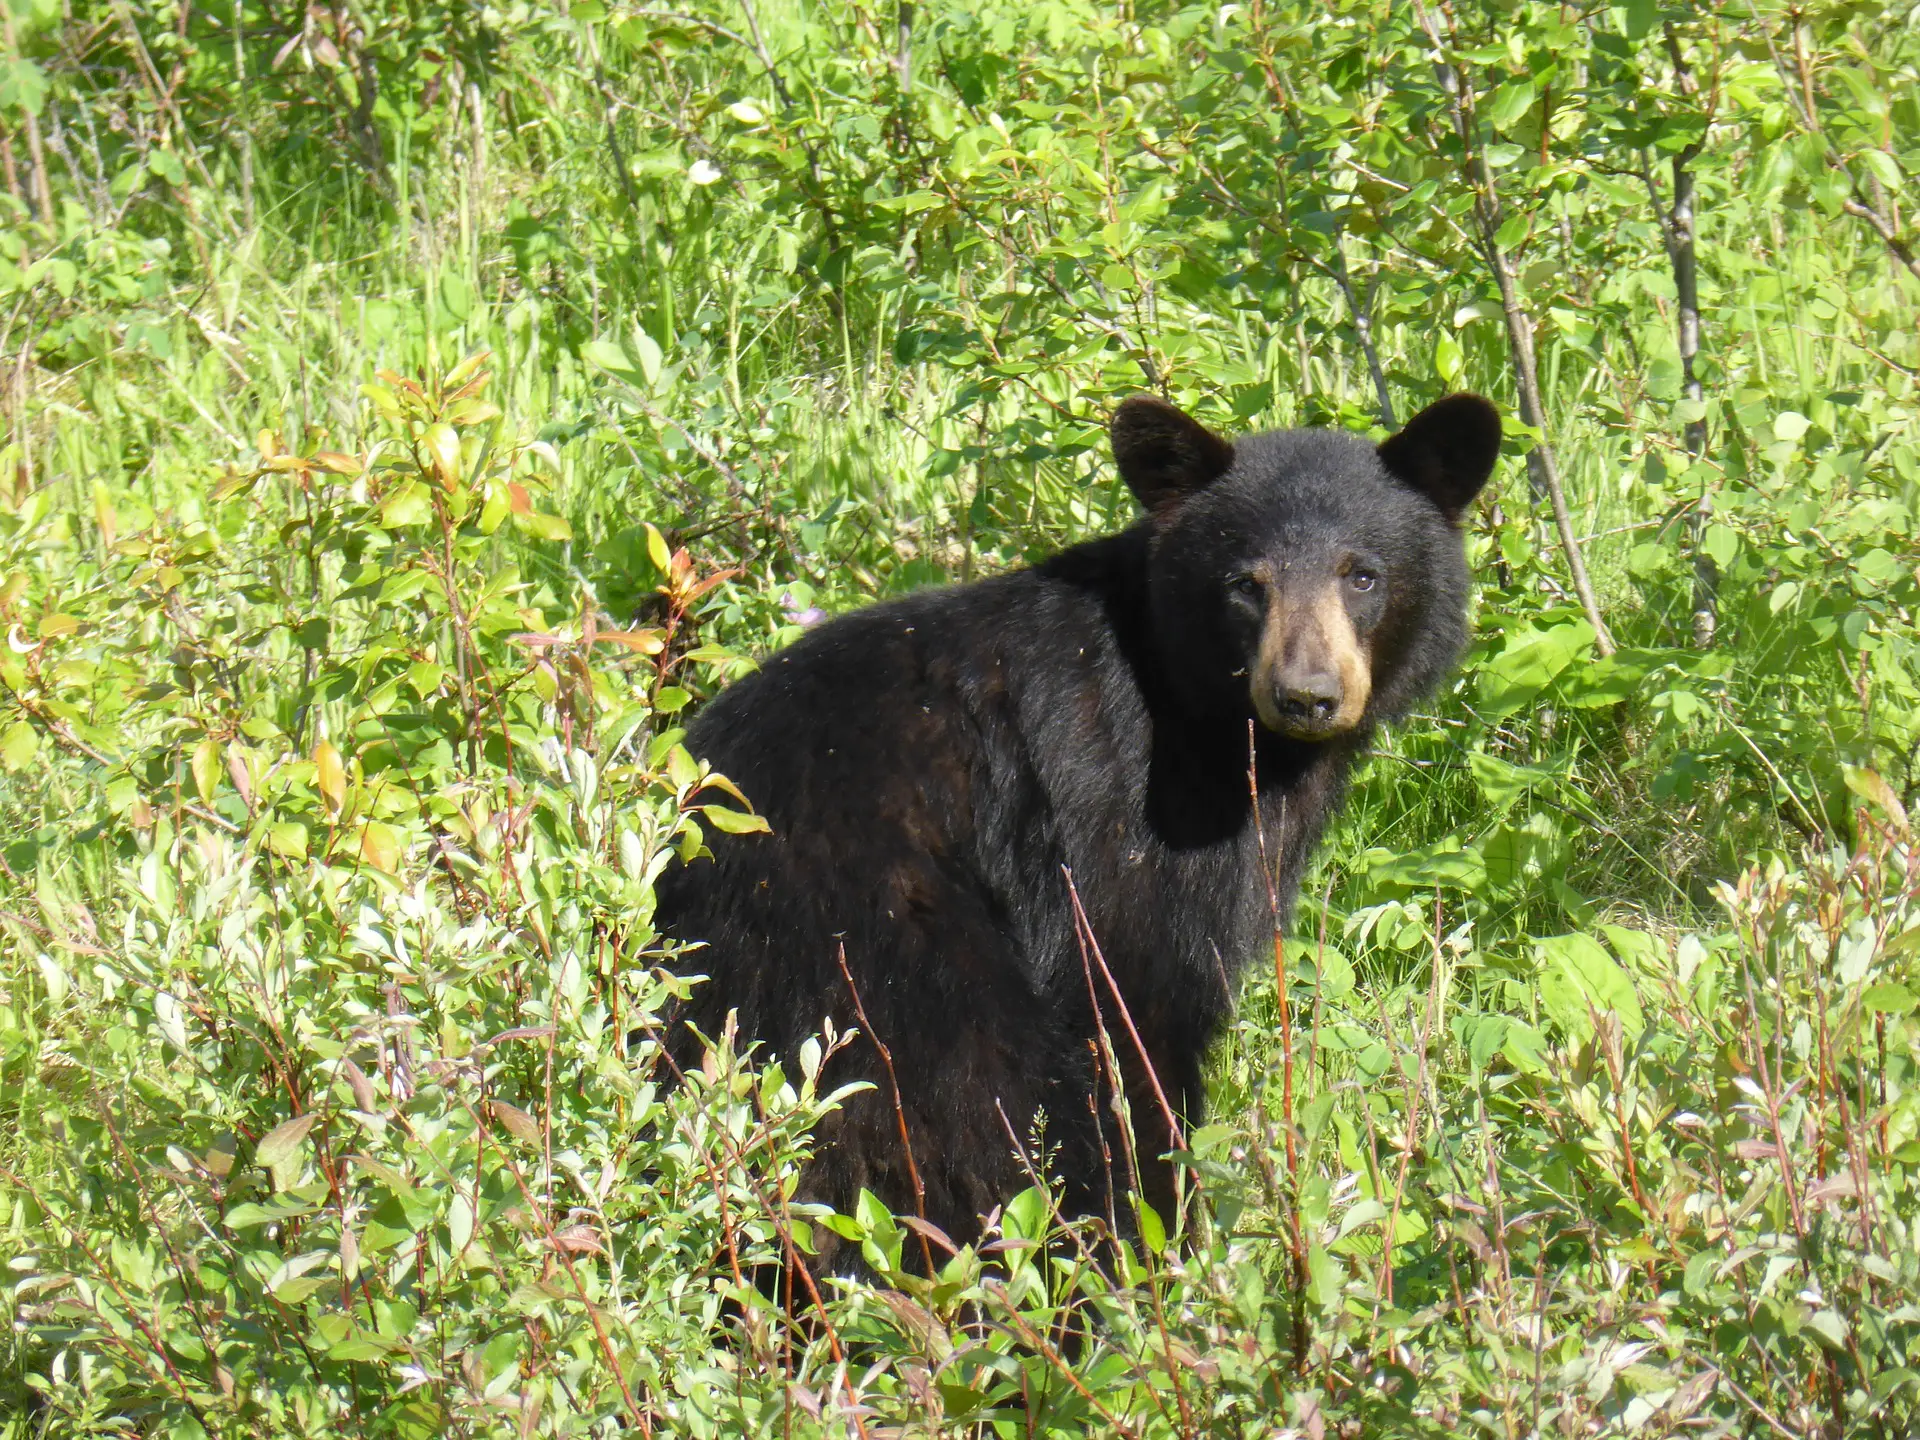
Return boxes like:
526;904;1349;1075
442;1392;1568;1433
653;392;1499;1255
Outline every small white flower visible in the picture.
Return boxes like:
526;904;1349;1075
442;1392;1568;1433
688;159;723;186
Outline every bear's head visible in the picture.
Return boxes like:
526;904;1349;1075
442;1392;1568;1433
1111;393;1500;742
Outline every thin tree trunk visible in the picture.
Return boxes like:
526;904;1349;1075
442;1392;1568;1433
1667;147;1716;647
468;80;486;206
896;0;914;92
1417;3;1614;655
233;0;255;232
4;8;54;226
0;130;18;208
1659;24;1715;647
1333;237;1395;428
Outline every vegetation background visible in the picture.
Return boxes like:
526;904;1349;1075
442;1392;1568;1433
2;0;1918;1433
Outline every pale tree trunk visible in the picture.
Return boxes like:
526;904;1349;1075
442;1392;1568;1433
1417;2;1615;655
1331;238;1396;428
1658;25;1716;649
3;7;54;226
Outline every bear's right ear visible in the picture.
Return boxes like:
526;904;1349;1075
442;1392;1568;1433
1111;396;1235;515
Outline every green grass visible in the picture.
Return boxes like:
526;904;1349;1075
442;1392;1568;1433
2;0;1919;1433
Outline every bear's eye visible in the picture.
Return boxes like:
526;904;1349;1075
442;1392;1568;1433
1230;574;1263;600
1348;569;1379;594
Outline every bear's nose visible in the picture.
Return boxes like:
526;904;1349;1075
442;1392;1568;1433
1278;673;1342;727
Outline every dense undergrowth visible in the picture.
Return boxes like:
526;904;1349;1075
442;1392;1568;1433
2;0;1918;1434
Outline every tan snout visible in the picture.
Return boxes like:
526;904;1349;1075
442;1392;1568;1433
1250;583;1371;740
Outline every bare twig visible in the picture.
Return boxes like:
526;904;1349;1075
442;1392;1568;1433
834;943;935;1274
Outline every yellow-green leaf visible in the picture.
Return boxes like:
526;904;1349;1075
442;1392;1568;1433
446;399;502;428
634;329;663;386
359;382;403;418
666;743;700;791
644;522;672;574
312;739;346;812
379;481;433;529
190;737;221;805
358;822;403;874
518;510;573;543
477;483;509;535
444;349;493;389
1844;766;1909;832
1;720;37;771
700;804;771;835
423;424;462;489
267;822;308;859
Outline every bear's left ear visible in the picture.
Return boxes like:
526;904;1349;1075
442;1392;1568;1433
1377;393;1502;522
1111;396;1236;515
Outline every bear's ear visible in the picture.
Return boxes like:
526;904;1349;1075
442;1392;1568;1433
1111;396;1235;515
1377;393;1502;522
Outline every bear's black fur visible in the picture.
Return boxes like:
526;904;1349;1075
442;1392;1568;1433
652;393;1500;1255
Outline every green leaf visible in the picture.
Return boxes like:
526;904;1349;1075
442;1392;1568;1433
1465;1014;1508;1071
517;510;574;542
190;737;220;805
358;822;404;873
583;338;642;383
1501;1020;1550;1076
1702;523;1738;569
1843;766;1909;829
423;423;462;489
645;523;672;573
1475;622;1594;719
1772;410;1810;442
1807;1309;1850;1350
448;1189;475;1253
1;720;38;771
266;822;308;859
224;1195;321;1230
1136;1200;1167;1254
478;483;509;534
256;1112;319;1171
1305;1239;1343;1306
1683;1248;1718;1296
379;482;433;529
267;1250;332;1301
633;329;664;386
1863;983;1916;1015
1284;939;1355;1001
700;805;771;835
1485;79;1537;131
1536;933;1644;1042
1857;149;1902;188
